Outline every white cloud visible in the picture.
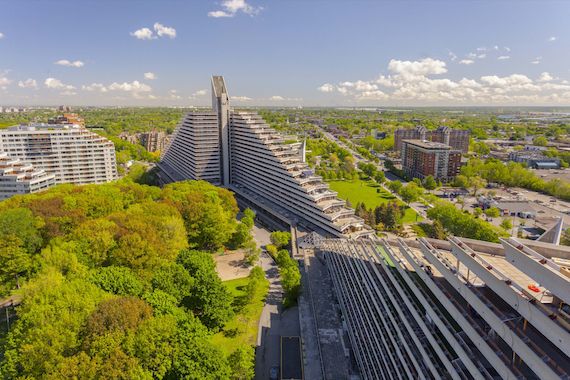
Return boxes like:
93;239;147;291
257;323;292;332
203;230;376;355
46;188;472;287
497;55;510;60
0;33;4;39
55;59;84;68
505;46;511;52
131;23;176;40
144;72;157;80
317;57;570;105
154;23;176;38
82;83;108;92
0;72;11;89
169;89;181;100
108;80;152;98
538;72;554;82
208;0;263;18
477;53;487;59
208;11;233;18
387;58;447;79
448;51;457;61
60;90;77;96
130;27;155;40
188;89;208;99
44;77;75;90
459;59;474;65
493;45;499;51
231;96;252;101
531;56;542;65
317;83;335;93
18;79;37;89
268;95;302;101
476;47;487;52
549;36;557;42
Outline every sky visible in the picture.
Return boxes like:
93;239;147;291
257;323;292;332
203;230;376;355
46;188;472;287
1;0;570;107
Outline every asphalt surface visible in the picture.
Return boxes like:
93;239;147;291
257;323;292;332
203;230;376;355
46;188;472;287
253;224;301;380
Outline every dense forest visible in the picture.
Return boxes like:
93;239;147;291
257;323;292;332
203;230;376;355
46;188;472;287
0;179;261;379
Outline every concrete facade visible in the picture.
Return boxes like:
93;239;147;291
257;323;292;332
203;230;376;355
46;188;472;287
0;153;55;199
159;76;371;239
318;236;570;380
0;124;117;185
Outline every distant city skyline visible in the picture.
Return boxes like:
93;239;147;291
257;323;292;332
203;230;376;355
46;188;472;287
1;0;569;106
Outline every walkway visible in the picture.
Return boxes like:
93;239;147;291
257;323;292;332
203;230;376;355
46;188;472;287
253;224;301;380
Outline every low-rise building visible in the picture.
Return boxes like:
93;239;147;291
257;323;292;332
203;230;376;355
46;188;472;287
508;151;561;169
48;113;85;127
0;153;55;200
401;139;462;181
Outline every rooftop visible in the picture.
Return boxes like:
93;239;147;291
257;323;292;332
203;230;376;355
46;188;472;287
402;139;453;150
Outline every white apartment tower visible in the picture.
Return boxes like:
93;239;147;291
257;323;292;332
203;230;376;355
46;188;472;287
159;76;370;238
0;124;118;185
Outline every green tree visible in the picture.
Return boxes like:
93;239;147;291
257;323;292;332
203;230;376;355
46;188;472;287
422;175;437;191
89;266;144;297
485;207;501;219
473;207;483;218
374;171;386;184
469;176;487;196
170;316;232;379
431;220;446;240
177;250;234;330
387;180;403;194
500;218;513;231
228;346;255;380
0;207;44;254
533;135;548;146
162;181;238;251
399;182;423;204
126;315;178;379
152;262;195;303
270;231;291;249
0;236;33;292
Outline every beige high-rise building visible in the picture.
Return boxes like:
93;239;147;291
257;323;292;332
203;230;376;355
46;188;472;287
0;123;118;185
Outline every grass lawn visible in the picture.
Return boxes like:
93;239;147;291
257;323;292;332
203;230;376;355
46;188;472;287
328;179;422;224
211;276;269;355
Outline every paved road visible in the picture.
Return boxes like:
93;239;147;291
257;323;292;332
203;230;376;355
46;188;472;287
253;224;300;380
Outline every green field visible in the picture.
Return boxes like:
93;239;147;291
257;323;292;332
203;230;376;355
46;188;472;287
327;179;421;224
212;276;268;354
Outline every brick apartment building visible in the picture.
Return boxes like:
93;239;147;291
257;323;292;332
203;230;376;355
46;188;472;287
394;125;470;153
401;139;462;181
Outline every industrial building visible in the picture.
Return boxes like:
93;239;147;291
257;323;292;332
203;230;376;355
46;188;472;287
318;235;570;380
395;125;470;153
401;139;462;181
508;151;561;170
0;123;117;185
0;153;55;199
159;76;370;238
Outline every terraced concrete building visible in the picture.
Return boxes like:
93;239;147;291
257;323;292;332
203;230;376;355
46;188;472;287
0;123;117;185
159;76;370;238
318;236;570;380
0;153;55;199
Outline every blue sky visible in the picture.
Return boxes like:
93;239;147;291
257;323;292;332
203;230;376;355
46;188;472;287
1;0;569;106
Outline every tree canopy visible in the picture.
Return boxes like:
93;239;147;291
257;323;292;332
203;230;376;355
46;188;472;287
0;179;254;379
